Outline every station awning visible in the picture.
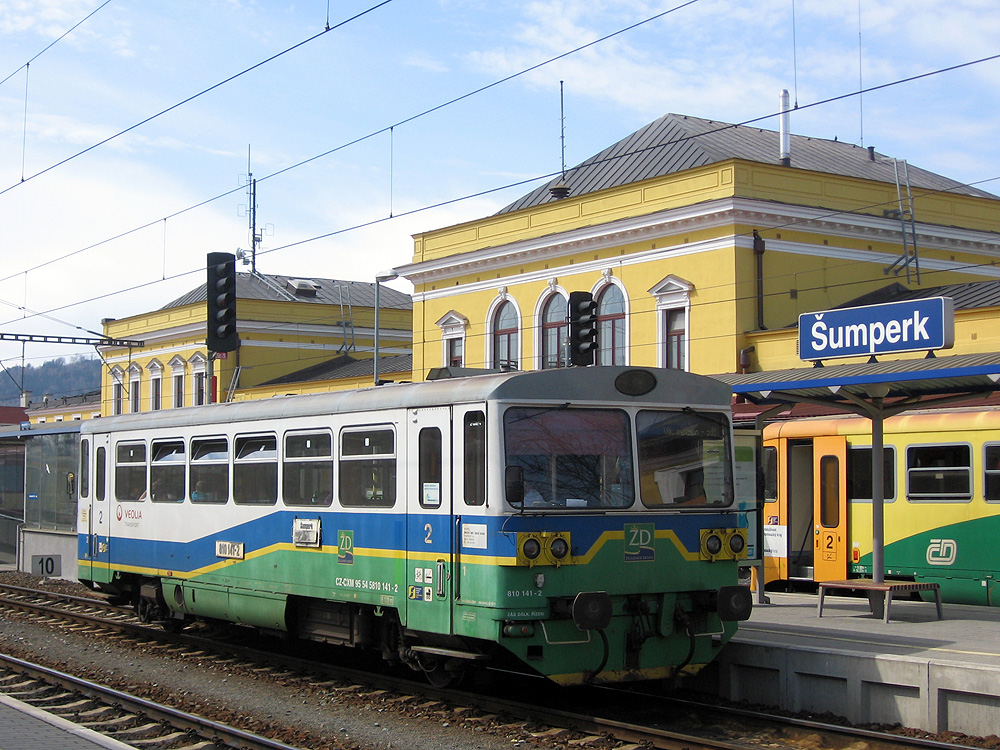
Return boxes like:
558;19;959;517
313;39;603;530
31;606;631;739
713;351;1000;593
714;351;1000;406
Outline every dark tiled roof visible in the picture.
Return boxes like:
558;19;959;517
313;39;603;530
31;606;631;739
838;280;1000;311
500;113;998;214
163;272;411;311
260;354;413;386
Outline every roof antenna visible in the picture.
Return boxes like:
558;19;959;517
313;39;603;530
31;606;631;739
549;81;570;200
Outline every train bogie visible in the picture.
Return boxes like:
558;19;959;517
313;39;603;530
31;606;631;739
78;367;751;685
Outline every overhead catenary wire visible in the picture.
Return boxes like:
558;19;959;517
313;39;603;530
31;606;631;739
0;5;998;350
0;0;400;199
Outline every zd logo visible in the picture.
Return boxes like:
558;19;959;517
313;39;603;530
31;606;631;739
624;523;655;562
926;538;957;566
338;530;354;565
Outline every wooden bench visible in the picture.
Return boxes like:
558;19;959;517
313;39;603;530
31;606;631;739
817;579;943;623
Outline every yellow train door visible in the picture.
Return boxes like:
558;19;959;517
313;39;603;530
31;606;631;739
813;436;848;581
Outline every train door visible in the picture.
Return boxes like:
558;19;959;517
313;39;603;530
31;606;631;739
785;440;814;580
81;434;111;581
404;407;453;634
813;436;848;581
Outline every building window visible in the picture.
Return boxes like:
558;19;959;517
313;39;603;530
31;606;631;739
113;382;124;416
447;338;464;368
150;377;161;411
436;310;469;370
173;374;184;409
597;285;626;366
650;275;692;371
130;377;141;414
194;372;206;406
541;294;568;369
492;300;519;371
664;308;686;370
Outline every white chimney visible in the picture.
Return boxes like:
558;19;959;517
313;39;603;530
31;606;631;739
779;89;791;167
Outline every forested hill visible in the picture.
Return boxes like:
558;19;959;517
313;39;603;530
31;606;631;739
0;357;102;407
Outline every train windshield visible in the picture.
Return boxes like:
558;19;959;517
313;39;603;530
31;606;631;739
636;409;733;508
504;407;634;509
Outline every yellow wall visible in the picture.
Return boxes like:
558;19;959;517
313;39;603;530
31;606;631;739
403;159;1000;381
99;295;412;416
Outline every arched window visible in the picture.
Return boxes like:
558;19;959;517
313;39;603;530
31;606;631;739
597;285;626;366
541;294;568;369
492;301;519;371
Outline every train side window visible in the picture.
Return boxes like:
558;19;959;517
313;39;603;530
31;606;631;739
847;447;895;502
190;438;229;504
419;427;442;508
150;440;185;502
985;444;1000;502
464;411;486;507
80;439;90;498
906;444;972;501
115;442;147;501
234;435;278;505
762;446;777;502
339;427;396;508
283;431;333;506
96;447;106;502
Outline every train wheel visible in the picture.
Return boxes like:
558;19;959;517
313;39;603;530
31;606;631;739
421;658;465;688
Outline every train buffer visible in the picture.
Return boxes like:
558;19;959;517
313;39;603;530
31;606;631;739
817;579;943;623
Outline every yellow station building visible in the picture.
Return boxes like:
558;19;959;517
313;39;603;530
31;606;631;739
397;113;1000;380
97;271;412;414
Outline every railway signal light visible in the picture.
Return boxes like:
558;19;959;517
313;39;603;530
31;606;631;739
568;291;598;366
206;252;239;352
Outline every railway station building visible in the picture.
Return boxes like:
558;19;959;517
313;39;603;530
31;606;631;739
394;113;1000;380
97;271;412;414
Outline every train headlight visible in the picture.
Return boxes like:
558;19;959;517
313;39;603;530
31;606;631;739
549;537;569;559
516;532;572;566
522;537;542;561
728;530;747;558
703;531;724;559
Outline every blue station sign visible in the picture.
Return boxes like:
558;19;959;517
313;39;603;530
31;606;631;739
799;297;955;362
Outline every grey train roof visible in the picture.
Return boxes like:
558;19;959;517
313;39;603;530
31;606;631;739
82;366;731;435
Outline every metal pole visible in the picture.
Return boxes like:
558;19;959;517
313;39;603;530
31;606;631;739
373;270;398;386
373;280;381;386
871;399;885;584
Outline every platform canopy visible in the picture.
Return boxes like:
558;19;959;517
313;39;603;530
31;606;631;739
714;351;1000;590
714;351;1000;407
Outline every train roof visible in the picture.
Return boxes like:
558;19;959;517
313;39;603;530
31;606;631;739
82;367;732;436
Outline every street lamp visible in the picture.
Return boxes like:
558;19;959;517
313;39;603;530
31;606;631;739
373;269;399;385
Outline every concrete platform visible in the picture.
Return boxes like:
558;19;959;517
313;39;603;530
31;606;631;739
715;591;1000;736
0;693;133;750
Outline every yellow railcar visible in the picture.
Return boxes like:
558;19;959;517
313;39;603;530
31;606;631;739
760;407;1000;605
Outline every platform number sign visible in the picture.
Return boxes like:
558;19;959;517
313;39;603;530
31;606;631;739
31;555;61;578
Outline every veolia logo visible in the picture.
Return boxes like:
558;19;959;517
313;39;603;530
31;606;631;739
116;505;142;522
926;538;957;566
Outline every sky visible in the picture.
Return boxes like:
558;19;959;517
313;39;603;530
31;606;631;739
1;0;999;376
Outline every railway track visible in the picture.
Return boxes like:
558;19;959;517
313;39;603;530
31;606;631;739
0;579;988;750
0;651;306;750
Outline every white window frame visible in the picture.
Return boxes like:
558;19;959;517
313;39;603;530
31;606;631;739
649;275;693;371
435;310;469;368
169;356;186;409
485;290;521;372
